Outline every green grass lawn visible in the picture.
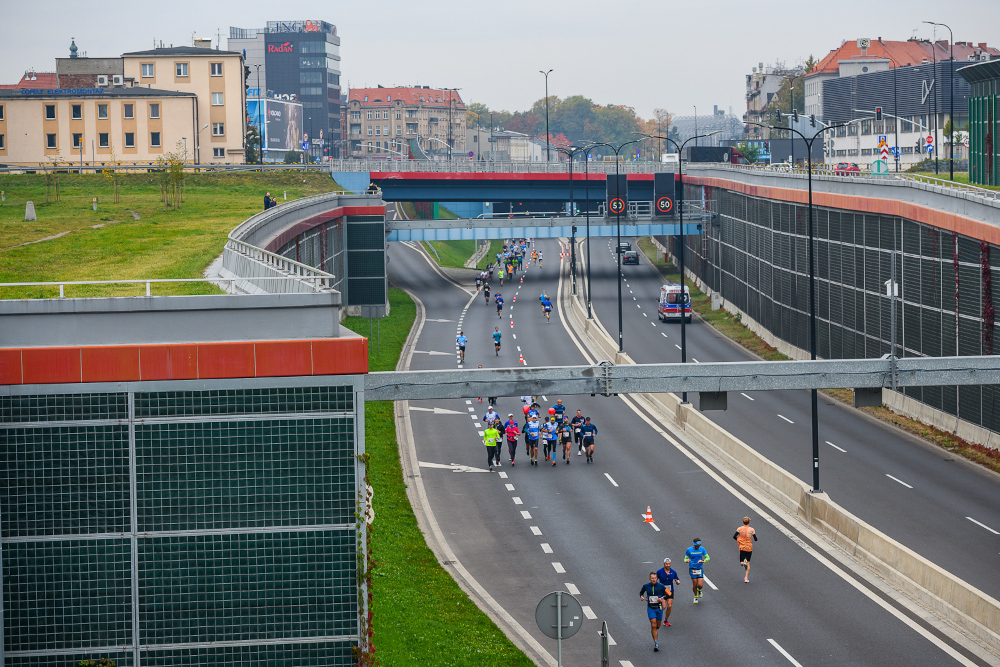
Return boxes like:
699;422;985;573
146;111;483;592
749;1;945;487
421;239;494;270
0;171;341;298
342;290;533;666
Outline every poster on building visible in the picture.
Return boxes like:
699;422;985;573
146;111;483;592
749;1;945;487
246;99;304;154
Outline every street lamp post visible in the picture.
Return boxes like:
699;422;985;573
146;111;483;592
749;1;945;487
924;21;955;180
749;118;850;493
442;88;461;163
540;69;553;162
693;106;698;146
555;144;598;297
640;130;721;402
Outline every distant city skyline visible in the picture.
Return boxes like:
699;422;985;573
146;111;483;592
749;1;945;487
3;0;998;121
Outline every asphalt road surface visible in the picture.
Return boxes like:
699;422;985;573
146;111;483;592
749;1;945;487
385;236;989;667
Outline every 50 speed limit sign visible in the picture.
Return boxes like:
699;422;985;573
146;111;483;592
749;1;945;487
656;196;674;214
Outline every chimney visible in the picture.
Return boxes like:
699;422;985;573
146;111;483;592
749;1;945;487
979;43;987;49
194;37;212;49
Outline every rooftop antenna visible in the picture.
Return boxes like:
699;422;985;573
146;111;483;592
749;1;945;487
216;27;221;49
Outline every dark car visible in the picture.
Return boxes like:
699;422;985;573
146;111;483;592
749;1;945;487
622;250;639;265
618;242;632;252
834;162;861;176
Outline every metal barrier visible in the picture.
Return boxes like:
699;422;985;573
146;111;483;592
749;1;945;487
0;276;331;297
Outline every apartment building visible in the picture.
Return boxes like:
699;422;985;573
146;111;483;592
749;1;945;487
122;45;246;162
346;86;465;159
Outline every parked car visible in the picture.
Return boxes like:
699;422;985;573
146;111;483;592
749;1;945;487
622;250;639;265
834;162;861;176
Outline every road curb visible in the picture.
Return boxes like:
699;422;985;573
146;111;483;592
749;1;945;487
562;237;1000;661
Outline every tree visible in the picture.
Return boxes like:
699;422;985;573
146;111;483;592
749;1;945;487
505;112;543;137
245;125;261;164
736;141;763;164
552;95;596;141
283;150;302;164
466;102;489;128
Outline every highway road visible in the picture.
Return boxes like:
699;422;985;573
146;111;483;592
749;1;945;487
581;234;1000;602
384;234;989;667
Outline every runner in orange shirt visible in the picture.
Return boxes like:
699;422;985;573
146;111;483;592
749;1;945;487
733;516;757;583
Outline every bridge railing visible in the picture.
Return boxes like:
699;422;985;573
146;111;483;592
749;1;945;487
331;158;675;174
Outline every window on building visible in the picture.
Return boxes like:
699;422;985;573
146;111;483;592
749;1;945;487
367;127;373;136
375;127;381;136
300;71;323;84
363;95;368;102
406;110;417;118
151;132;161;147
366;111;372;120
124;103;134;119
848;124;858;136
376;141;381;150
99;132;109;148
149;103;160;119
0;134;5;150
175;62;189;77
46;133;57;149
213;147;225;158
327;72;339;85
141;63;154;78
300;87;323;96
211;92;224;106
300;41;325;54
384;125;389;136
300;57;326;68
406;123;418;134
98;104;108;119
303;101;322;109
351;111;360;120
396;125;402;135
210;62;223;76
72;133;83;148
124;132;135;148
0;104;4;120
72;104;82;120
212;122;225;136
396;112;401;120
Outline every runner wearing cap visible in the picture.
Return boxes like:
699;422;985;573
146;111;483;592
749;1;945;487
655;557;681;626
684;538;710;603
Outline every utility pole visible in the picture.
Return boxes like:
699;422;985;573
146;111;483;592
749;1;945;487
540;69;553;161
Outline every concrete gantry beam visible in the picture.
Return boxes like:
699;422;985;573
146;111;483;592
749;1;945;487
385;216;703;241
365;355;1000;401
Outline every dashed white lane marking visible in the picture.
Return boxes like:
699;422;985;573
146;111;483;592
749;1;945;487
640;514;661;531
498;472;508;479
604;473;619;487
517;346;522;351
643;313;648;318
582;606;598;620
520;511;532;519
467;407;475;412
885;474;913;489
703;575;718;590
778;414;794;424
505;483;515;491
542;396;548;401
530;526;542;536
512;497;523;505
693;358;700;363
541;543;553;554
741;392;755;401
565;583;580;595
513;334;517;340
661;332;668;338
826;440;847;452
768;638;804;667
552;562;566;573
477;431;484;437
675;344;682;350
967;517;1000;534
632;296;636;301
636;304;641;308
474;422;482;428
605;633;617;646
618;661;631;667
465;400;472;404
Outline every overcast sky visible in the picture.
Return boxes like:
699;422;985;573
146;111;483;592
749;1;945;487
5;0;999;120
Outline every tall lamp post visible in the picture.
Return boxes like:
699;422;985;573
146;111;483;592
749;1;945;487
693;106;698;146
749;117;849;493
639;130;721;402
924;21;954;180
554;143;598;297
443;88;462;163
540;69;553;162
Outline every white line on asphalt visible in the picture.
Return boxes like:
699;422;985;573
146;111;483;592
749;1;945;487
633;296;636;301
505;483;515;491
693;358;700;363
640;514;662;531
643;313;648;317
826;440;847;453
650;321;655;325
498;472;508;479
541;543;553;554
778;414;794;424
675;344;682;350
661;332;668;338
477;431;484;437
885;474;913;489
465;400;471;404
512;497;523;505
513;334;517;339
703;576;718;590
468;407;475;411
552;562;566;573
604;633;617;646
582;606;598;620
517;346;521;351
618;661;631;667
520;511;532;519
604;473;619;487
542;396;548;401
530;526;542;536
636;304;641;308
741;393;755;401
474;422;482;428
966;517;1000;534
767;638;804;667
565;583;580;595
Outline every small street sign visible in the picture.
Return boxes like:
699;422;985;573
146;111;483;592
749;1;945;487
656;196;674;214
608;198;625;214
872;159;889;174
926;135;934;145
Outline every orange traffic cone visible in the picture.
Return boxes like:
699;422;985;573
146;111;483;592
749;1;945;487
520;276;523;284
644;506;654;523
510;319;514;328
512;296;516;303
519;354;525;365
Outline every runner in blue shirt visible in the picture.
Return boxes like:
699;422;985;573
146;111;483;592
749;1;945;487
525;416;541;466
684;538;711;603
495;293;504;318
551;400;566;418
558;416;573;463
492;327;502;356
580;417;598;463
542;416;559;465
543;298;553;323
655;557;681;626
456;331;467;363
639;572;668;652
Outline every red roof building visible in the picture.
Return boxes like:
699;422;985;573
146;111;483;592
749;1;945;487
0;72;59;90
346;86;466;160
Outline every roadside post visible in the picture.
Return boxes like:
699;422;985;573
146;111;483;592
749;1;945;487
535;590;584;667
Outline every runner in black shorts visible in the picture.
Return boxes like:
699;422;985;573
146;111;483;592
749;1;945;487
570;410;585;456
559;416;573;463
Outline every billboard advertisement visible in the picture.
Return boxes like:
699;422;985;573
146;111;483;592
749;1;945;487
246;98;303;154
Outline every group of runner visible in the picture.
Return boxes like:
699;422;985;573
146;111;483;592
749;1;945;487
639;519;758;652
480;398;598;471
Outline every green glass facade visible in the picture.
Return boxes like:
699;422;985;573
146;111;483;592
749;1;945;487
960;60;1000;186
1;378;364;666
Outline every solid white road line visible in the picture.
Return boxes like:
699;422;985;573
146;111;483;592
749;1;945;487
826;440;847;453
505;483;515;491
703;575;718;590
767;638;804;667
741;392;755;401
541;543;553;554
778;414;794;424
604;473;619;487
530;526;542;536
512;497;523;505
582;606;598;620
552;562;566;573
565;583;580;595
966;516;1000;535
520;511;532;519
885;474;913;489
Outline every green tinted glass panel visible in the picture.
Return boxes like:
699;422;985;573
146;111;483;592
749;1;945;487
3;540;132;651
1;425;129;536
6;653;132;667
138;532;358;644
134;386;352;418
141;643;353;666
0;392;127;422
135;418;355;531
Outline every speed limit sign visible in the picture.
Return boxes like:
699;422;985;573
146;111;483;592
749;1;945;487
609;198;625;214
656;196;674;214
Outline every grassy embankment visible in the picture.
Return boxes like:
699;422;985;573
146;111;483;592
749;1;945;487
343;291;533;666
396;202;493;270
636;236;1000;474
